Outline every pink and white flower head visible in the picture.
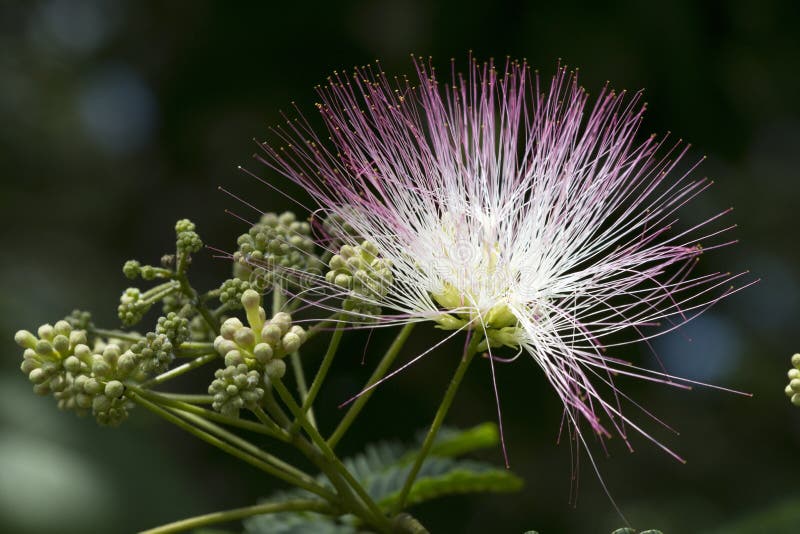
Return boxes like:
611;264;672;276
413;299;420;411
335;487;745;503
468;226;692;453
247;56;750;473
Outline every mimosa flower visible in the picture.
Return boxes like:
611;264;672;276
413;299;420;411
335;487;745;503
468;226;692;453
247;56;750;472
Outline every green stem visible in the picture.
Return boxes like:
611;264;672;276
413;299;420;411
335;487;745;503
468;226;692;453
272;379;390;531
175;409;319;494
140;499;333;534
304;316;339;342
88;328;143;342
291;322;344;433
328;323;415;449
126;391;334;501
155;392;213;404
130;386;284;440
260;389;387;532
290;351;316;429
392;332;481;514
177;341;214;352
141;353;218;387
174;271;220;333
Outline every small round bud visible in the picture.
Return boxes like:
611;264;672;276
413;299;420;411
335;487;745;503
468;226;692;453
84;378;102;395
104;381;125;398
261;324;282;345
123;260;141;279
253;343;273;364
265;359;286;379
53;321;72;337
74;344;92;360
271;312;292;333
234;327;256;348
28;368;47;384
35;340;53;356
282;332;301;353
69;330;87;347
241;289;261;311
63;356;82;374
14;330;37;349
37;324;54;340
786;384;795;397
793;353;800;369
788;369;800;380
224;350;245;366
792;393;800;407
790;379;800;393
117;351;137;374
219;317;244;339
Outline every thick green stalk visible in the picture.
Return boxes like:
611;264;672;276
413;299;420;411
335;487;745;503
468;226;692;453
139;499;334;534
290;351;316;428
88;328;143;342
175;409;317;491
261;388;385;531
141;353;218;387
328;322;416;449
272;379;391;532
126;391;334;501
392;332;482;514
291;322;344;432
130;386;285;440
154;392;213;404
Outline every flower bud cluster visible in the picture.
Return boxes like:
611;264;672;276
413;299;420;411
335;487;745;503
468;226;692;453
208;289;307;417
175;219;203;256
233;211;321;288
127;332;175;375
326;241;393;320
15;321;134;426
784;353;800;407
322;212;360;243
156;312;190;346
122;260;171;281
218;278;253;309
117;282;180;326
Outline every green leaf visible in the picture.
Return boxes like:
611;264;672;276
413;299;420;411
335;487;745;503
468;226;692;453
427;422;500;458
377;458;523;508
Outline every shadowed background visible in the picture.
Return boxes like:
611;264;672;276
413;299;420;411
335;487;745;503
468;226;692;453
1;1;798;532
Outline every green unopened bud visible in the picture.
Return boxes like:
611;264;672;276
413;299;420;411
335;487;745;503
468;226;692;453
84;378;102;395
241;289;261;312
224;350;245;366
14;330;37;349
261;324;282;345
123;260;141;279
265;359;286;379
789;369;800;380
53;321;71;337
35;340;54;356
117;351;137;374
792;394;800;407
28;368;47;384
253;343;273;364
63;356;82;374
104;381;124;398
234;327;256;349
793;353;800;369
271;312;292;333
69;330;87;347
220;318;243;340
282;332;301;353
37;324;54;340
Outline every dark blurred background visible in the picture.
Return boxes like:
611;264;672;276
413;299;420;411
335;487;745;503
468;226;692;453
1;1;798;533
